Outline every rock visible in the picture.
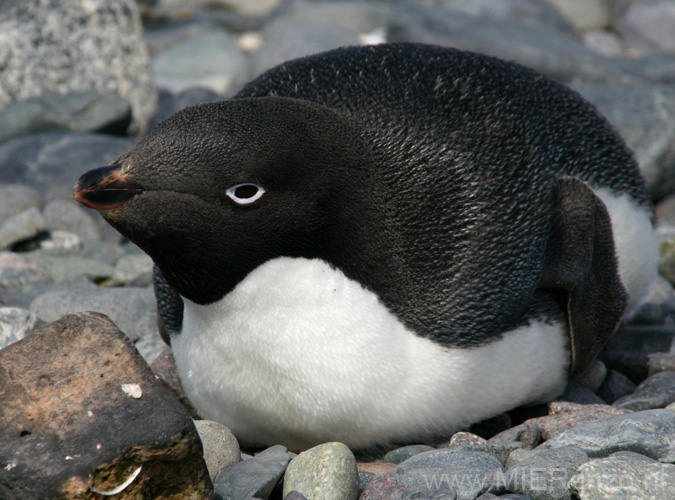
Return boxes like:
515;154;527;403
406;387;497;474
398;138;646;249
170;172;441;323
357;462;396;476
613;371;675;410
0;91;132;145
617;0;675;55
0;0;156;131
572;84;675;201
605;324;675;353
0;132;135;204
359;474;410;500
41;200;103;248
448;432;489;449
383;445;435;465
505;448;533;470
358;472;375;496
283;442;359;500
0;184;43;223
488;423;542;450
470;413;513;439
546;0;612;31
525;402;631;440
29;286;159;346
574;359;607;392
0;306;44;349
150;348;200;418
557;380;606;405
0;207;46;250
387;3;640;87
111;254;154;286
600;350;675;384
390;450;506;500
582;29;624;58
0;312;212;498
213;444;293;500
596;369;637;404
194;420;241;480
507;445;588;500
534;409;675;461
569;451;675;499
148;86;224;132
0;251;50;293
21;252;115;285
151;28;248;95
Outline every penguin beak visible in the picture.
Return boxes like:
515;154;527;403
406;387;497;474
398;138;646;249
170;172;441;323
72;163;144;210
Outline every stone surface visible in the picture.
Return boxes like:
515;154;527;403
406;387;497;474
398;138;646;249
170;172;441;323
569;451;675;499
0;0;156;131
390;450;506;500
0;184;43;224
359;473;411;500
613;371;675;410
596;369;637;404
535;409;675;461
574;359;607;392
0;312;212;499
488;423;542;450
605;324;675;353
556;380;605;405
525;402;631;440
507;445;588;500
214;444;293;500
283;442;359;500
111;254;154;286
617;0;675;55
383;445;435;465
0;91;132;144
0;207;46;250
0;306;43;349
600;350;675;384
150;348;199;419
194;420;241;480
41;200;103;248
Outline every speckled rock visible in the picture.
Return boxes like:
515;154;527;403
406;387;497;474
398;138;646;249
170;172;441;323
569;451;675;499
194;420;241;480
214;444;293;500
525;402;631;440
535;409;675;460
0;312;212;499
390;450;506;500
383;445;435;465
613;371;675;410
507;445;588;500
489;423;542;450
359;474;410;500
0;306;43;349
283;442;359;500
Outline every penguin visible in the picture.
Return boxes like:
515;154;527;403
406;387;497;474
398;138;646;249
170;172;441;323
73;43;658;452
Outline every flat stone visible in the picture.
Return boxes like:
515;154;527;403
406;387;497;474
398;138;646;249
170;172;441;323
507;445;588;500
569;451;675;499
0;306;44;349
194;420;241;481
601;350;675;384
525;402;631;440
596;369;637;404
0;207;46;250
574;359;607;392
283;442;359;500
383;445;436;465
391;450;506;500
214;444;293;500
557;380;606;405
21;252;115;284
488;423;542;450
0;311;212;498
613;371;675;410
359;474;410;500
534;409;675;460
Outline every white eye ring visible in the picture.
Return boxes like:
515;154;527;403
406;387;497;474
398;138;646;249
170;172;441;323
226;183;266;205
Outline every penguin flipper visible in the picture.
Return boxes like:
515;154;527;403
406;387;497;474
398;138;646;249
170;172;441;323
153;265;184;345
541;176;627;380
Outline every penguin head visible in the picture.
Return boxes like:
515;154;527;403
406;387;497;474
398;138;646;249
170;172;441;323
73;97;373;304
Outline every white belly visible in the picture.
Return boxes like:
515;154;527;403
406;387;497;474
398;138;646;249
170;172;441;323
173;257;568;451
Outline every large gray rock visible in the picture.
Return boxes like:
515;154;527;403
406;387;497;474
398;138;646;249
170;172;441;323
617;0;675;55
0;0;156;131
613;371;675;411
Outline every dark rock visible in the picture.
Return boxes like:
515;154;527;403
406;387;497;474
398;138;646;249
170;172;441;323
0;132;135;204
488;423;542;450
605;324;675;353
194;420;241;481
387;3;642;86
358;471;376;496
534;409;675;460
150;348;199;419
391;450;505;500
213;444;293;500
507;445;588;500
0;311;212;499
0;91;131;145
613;371;675;410
470;412;513;439
477;494;535;500
360;474;409;500
384;445;435;464
600;350;675;384
557;380;606;405
525;402;631;440
508;404;549;426
596;369;637;404
574;359;607;392
569;451;675;499
572;84;675;201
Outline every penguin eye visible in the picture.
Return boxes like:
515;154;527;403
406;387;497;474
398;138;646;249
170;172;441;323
226;183;265;205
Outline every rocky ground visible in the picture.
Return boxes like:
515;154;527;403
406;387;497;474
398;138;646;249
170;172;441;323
2;0;675;499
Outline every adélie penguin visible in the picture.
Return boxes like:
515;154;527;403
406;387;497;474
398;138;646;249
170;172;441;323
73;43;658;452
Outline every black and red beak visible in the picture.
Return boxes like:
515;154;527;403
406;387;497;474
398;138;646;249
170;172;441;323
72;164;144;210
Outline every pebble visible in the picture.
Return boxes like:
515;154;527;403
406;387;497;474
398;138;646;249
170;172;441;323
613;371;675;411
488;423;542;450
0;306;44;349
596;369;637;403
525;401;631;440
569;451;675;499
557;380;606;405
383;444;436;465
213;444;292;500
283;442;359;500
617;0;675;55
506;445;589;500
575;359;608;392
194;420;241;481
535;409;675;461
0;207;46;250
